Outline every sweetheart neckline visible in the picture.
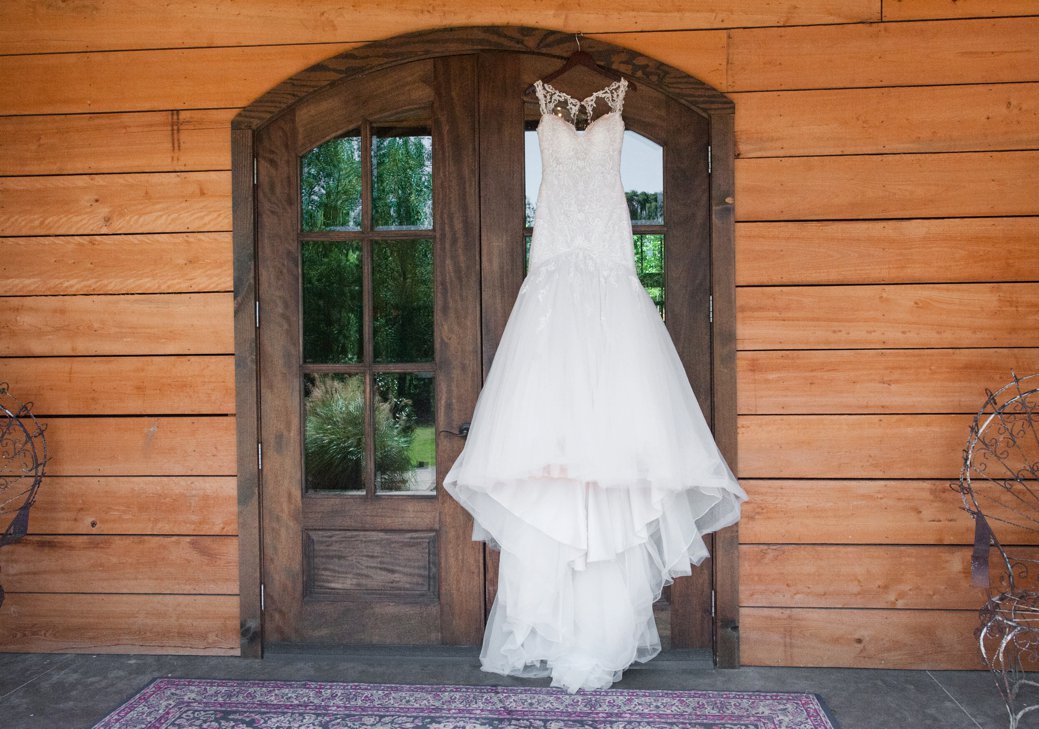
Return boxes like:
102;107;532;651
537;109;623;135
538;79;626;109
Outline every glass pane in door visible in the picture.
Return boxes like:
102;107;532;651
301;241;363;364
374;373;436;493
372;123;433;230
301;131;362;231
373;239;435;363
634;234;665;318
304;373;366;492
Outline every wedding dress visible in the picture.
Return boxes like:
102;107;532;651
443;78;746;693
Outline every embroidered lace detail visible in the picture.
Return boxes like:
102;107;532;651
534;78;628;123
527;80;634;270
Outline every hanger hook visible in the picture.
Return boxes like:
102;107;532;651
575;33;582;51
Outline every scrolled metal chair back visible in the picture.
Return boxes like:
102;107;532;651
0;383;48;607
959;373;1039;594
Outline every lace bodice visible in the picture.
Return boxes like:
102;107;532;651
528;79;635;271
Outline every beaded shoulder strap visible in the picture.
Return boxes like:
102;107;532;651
534;78;628;119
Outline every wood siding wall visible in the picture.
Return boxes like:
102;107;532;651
1;1;1037;665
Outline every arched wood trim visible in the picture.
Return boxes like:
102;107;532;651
232;26;732;131
232;24;739;667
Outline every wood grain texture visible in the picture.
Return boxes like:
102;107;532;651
741;608;984;668
733;83;1039;157
305;530;436;596
741;545;989;609
735;218;1039;286
255;107;306;646
0;110;233;176
0;0;879;55
737;349;1039;415
589;31;727;91
736;151;1039;221
709;110;741;668
728;17;1039;91
434;54;486;645
883;0;1039;20
29;477;237;535
231;125;262;656
664;96;713;651
737;414;969;479
737;284;1039;351
0;45;356;116
0;294;233;356
3;536;238;593
0;356;234;415
43;416;237;476
0;234;232;295
0;593;238;655
236;27;734;129
740;480;978;545
0;173;230;236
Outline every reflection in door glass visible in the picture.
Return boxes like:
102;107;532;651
304;373;365;492
373;239;434;363
301;132;362;231
375;373;436;493
372;124;433;230
301;241;363;364
524;129;663;225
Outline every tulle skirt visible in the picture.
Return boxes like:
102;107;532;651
444;249;746;693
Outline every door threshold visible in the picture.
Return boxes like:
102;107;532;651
263;643;714;671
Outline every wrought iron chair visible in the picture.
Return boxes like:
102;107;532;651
958;372;1039;729
0;383;47;608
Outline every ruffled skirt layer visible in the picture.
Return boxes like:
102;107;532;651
444;250;746;692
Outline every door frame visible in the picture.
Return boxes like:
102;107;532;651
232;25;740;666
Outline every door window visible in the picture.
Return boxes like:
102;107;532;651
300;111;437;494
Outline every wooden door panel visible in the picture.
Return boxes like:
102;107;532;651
258;57;483;647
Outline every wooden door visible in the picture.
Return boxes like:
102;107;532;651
254;50;714;653
256;57;484;647
479;54;716;652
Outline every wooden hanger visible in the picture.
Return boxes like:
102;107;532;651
524;35;637;95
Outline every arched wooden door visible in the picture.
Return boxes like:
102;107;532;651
235;28;738;664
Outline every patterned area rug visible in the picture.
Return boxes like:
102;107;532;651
92;678;838;728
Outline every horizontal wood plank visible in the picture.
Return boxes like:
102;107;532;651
883;0;1039;20
737;283;1039;350
0;1;879;55
736;151;1039;221
0;110;233;176
728;17;1039;91
2;535;237;593
29;477;237;535
740;480;976;545
0;173;230;236
741;607;984;668
0;234;232;295
590;31;728;91
0;44;358;116
741;545;989;609
737;349;1039;414
0;356;234;415
737;414;968;478
734;82;1039;157
43;416;237;476
0;293;233;356
0;593;238;654
735;218;1039;286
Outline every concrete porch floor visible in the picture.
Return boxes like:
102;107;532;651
0;649;1014;729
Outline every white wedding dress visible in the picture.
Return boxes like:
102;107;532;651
443;78;746;693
